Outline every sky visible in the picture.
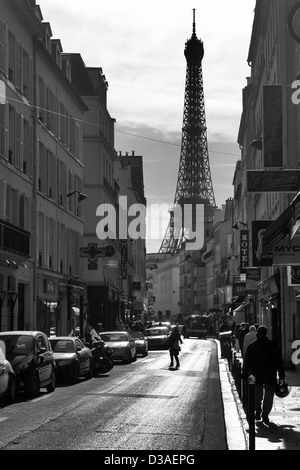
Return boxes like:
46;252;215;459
37;0;256;253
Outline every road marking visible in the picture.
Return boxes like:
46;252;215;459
0;417;9;422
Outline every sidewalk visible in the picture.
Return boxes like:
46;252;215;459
217;341;300;450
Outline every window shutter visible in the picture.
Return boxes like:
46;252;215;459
0;20;8;76
0;179;7;219
0;103;8;159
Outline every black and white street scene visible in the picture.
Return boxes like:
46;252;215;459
1;0;300;457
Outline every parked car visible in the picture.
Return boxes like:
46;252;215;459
144;327;170;350
49;336;93;383
150;321;173;332
0;340;16;406
0;331;56;398
130;330;148;357
98;331;137;364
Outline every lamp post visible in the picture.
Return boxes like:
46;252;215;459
67;190;87;202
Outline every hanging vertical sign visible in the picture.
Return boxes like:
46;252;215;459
252;221;273;266
120;239;128;280
263;85;283;168
240;230;249;273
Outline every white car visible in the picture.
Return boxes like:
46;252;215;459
99;331;137;364
0;340;16;406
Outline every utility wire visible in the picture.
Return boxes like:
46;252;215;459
0;92;241;157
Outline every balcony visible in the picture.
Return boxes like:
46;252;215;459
0;219;30;257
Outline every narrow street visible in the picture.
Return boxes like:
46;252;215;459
0;339;227;452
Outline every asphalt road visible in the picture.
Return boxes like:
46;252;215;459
0;338;227;452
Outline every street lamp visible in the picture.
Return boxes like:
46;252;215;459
67;190;87;202
250;137;262;151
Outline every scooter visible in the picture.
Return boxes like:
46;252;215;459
83;338;114;375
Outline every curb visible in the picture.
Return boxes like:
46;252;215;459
215;340;248;450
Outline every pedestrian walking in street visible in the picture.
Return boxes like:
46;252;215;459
238;322;247;355
242;325;286;425
168;324;183;370
234;324;241;353
243;324;257;357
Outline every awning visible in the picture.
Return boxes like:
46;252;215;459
233;298;250;314
261;206;293;255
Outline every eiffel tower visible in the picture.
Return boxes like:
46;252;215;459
159;10;216;254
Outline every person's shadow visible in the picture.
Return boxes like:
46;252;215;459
254;420;300;449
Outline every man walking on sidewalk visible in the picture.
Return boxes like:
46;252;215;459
242;325;286;425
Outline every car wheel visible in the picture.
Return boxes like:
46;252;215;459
122;350;132;364
132;351;137;362
4;375;17;405
142;348;148;357
72;363;80;383
85;359;93;380
25;372;40;398
46;368;56;393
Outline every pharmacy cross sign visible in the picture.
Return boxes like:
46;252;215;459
80;243;115;261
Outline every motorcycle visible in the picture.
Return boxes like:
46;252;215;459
83;338;114;375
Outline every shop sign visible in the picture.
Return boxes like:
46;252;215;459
232;282;246;297
272;237;300;265
245;267;261;290
247;170;300;193
287;265;300;286
252;221;273;266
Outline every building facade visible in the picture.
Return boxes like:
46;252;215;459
0;0;88;335
236;0;300;366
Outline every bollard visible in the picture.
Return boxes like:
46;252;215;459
248;381;255;450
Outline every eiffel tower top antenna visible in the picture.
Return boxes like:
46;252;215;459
192;8;196;36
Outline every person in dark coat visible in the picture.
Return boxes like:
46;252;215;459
242;325;286;424
168;324;183;370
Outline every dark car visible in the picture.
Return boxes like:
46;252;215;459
144;327;170;350
0;340;16;405
49;336;93;382
130;330;148;357
0;331;56;398
99;331;137;363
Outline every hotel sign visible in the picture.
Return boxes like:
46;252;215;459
247;170;300;193
240;230;249;273
120;240;128;279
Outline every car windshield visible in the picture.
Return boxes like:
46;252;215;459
0;335;34;356
50;339;75;353
100;333;128;342
145;328;167;336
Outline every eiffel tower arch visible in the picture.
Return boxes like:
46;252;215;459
159;10;216;255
